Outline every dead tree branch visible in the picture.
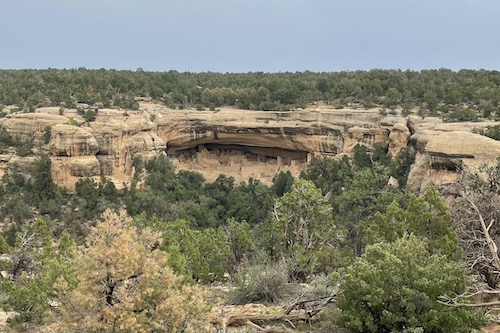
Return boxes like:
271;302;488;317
215;286;339;332
461;191;500;273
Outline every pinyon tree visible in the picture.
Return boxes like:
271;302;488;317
53;209;212;333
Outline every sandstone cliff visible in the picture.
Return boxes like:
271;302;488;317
0;104;398;189
153;106;394;183
406;117;500;192
0;103;496;191
0;108;165;190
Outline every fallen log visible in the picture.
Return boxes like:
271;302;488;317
227;311;310;326
215;285;339;332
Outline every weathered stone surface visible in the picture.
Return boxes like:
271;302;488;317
89;110;156;154
0;155;36;180
50;124;99;157
407;116;442;134
345;127;389;153
1;103;500;191
407;130;500;192
155;108;387;155
96;155;114;176
388;123;411;158
68;156;101;177
153;107;391;183
89;111;165;179
52;156;101;190
387;176;399;188
0;113;68;140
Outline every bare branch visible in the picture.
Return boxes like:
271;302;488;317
461;191;500;273
438;300;500;308
487;220;495;232
215;287;339;331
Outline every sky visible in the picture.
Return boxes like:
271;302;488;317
1;0;499;73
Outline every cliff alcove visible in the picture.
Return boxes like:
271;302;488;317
169;143;310;184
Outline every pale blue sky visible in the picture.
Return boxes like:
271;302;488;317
1;0;499;72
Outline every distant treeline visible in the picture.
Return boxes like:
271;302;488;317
1;68;500;117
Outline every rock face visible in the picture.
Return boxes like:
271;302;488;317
0;103;498;191
153;107;390;183
88;110;166;180
0;109;166;190
388;123;411;158
50;124;99;157
406;117;500;192
0;113;69;138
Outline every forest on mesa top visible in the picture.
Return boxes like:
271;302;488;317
1;68;500;121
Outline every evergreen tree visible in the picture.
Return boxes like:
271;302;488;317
54;210;211;333
338;234;485;333
365;187;461;259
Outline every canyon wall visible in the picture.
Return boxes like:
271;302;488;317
406;116;500;192
0;102;497;191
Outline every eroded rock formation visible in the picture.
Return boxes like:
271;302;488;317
0;102;496;192
0;108;165;190
406;117;500;192
153;107;393;183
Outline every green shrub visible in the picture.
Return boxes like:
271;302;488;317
314;306;350;333
15;141;33;157
477;124;500;141
337;234;485;333
42;126;51;144
303;273;336;299
446;107;480;122
230;261;289;304
84;110;96;122
259;101;277;111
389;147;416;187
67;118;78;126
0;129;14;153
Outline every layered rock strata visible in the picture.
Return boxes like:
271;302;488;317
0;103;496;192
153;107;394;183
406;117;500;192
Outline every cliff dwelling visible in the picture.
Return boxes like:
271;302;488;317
168;143;311;184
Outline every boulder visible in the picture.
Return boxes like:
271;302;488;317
387;176;399;188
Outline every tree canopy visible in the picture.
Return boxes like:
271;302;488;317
1;68;500;117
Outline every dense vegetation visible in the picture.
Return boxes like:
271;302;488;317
1;69;500;119
0;142;487;332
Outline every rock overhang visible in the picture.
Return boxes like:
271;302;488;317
0;105;407;189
